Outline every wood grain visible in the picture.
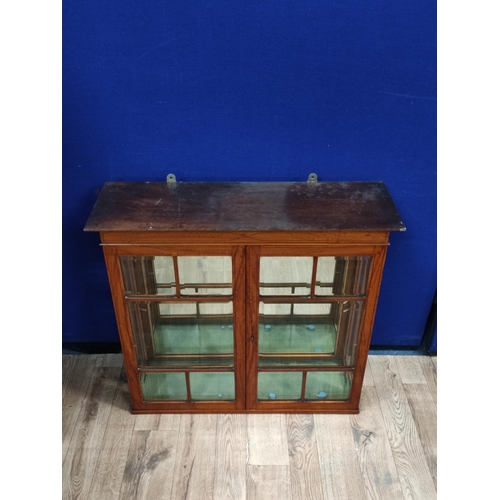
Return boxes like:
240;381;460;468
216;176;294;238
62;354;437;500
350;387;403;500
403;383;437;489
419;357;437;405
87;369;135;500
247;414;289;465
62;355;75;399
370;356;436;499
247;466;291;500
287;414;324;500
395;356;427;385
363;356;376;387
62;366;121;500
134;414;161;431
214;414;248;500
315;414;367;500
62;354;98;464
158;413;182;431
99;229;390;245
85;181;405;233
118;430;179;500
170;414;218;500
101;353;124;368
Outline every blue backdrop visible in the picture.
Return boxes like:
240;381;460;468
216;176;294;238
63;1;436;348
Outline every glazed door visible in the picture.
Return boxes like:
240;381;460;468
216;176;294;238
245;245;387;412
103;245;246;412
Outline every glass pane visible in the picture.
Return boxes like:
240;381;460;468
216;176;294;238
305;371;352;401
257;372;302;401
140;372;187;401
127;301;234;367
190;372;235;400
120;256;176;296
258;301;364;367
178;256;232;295
120;255;234;296
316;257;371;296
260;257;313;296
154;257;176;294
157;302;233;316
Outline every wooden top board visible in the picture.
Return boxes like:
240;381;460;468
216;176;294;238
84;181;405;233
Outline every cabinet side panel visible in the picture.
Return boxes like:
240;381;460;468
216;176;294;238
349;246;388;408
102;245;143;409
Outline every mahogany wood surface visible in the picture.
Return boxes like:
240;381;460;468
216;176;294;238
86;181;404;414
84;181;406;233
99;230;390;245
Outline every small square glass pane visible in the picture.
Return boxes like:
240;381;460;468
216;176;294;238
259;302;292;316
178;256;232;295
199;302;233;315
257;372;302;401
316;257;371;296
154;257;176;294
305;371;352;401
140;372;187;401
120;256;176;295
158;302;198;316
190;372;235;400
260;257;313;296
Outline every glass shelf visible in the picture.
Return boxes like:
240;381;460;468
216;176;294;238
127;301;235;368
257;300;364;368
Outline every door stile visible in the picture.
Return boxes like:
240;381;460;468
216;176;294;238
232;245;246;410
245;246;260;409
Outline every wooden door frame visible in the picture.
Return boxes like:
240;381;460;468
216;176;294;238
245;244;388;413
102;243;246;413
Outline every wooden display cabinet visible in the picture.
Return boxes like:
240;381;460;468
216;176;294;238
84;180;405;414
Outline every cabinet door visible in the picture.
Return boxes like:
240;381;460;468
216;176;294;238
103;245;245;412
245;245;387;412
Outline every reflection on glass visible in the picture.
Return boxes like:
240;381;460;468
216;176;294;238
120;256;233;296
260;257;313;295
140;372;187;401
257;372;302;401
127;301;234;367
190;372;235;400
304;371;352;400
258;301;364;367
157;302;233;316
178;256;232;295
154;257;176;294
315;257;371;296
120;256;175;295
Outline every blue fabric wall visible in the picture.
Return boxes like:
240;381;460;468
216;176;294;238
63;1;436;347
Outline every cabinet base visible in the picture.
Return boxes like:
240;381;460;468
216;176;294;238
130;408;360;415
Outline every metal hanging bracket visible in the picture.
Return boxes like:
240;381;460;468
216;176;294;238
307;173;318;183
166;173;177;183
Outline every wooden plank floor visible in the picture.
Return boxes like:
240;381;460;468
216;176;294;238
62;354;436;500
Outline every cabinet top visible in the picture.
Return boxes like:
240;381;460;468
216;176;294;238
84;181;405;233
